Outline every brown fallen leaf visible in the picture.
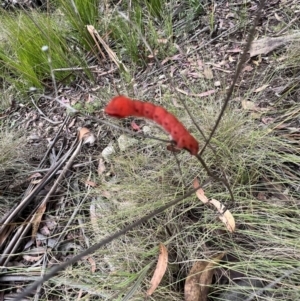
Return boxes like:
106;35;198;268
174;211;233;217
193;178;209;204
226;47;242;53
196;90;216;97
241;100;257;111
184;253;225;301
32;202;46;239
249;32;300;57
203;66;214;79
161;54;182;65
243;65;254;72
23;254;43;262
193;178;236;232
209;199;235;233
146;243;168;296
157;38;168;44
274;12;282;21
23;247;46;263
176;88;216;98
85;180;97;187
261;117;274;125
29;172;42;180
254;84;269;93
97;158;106;176
31;179;42;185
87;256;96;273
78;127;90;141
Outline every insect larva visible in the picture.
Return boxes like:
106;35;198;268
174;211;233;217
105;95;199;155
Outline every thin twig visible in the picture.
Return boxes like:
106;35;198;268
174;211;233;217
53;65;98;72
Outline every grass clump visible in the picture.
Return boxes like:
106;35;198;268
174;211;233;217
0;10;86;91
57;0;100;53
109;2;175;66
0;0;206;93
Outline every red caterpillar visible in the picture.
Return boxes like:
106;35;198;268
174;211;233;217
104;95;199;155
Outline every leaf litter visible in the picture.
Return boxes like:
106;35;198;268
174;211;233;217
193;179;235;233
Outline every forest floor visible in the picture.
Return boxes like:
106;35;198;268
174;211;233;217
0;1;300;300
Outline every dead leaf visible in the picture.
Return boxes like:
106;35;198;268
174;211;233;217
32;202;46;239
209;199;235;233
250;112;262;120
78;127;90;140
90;201;99;233
77;127;96;145
83;132;96;145
157;38;168;44
249;32;300;57
29;173;42;180
23;254;43;262
40;225;51;236
161;54;182;65
44;216;57;231
203;66;214;79
197;90;216;97
189;72;204;79
68;118;76;128
243;65;254;72
193;179;209;204
212;66;232;73
85;180;97;187
184;253;225;301
176;88;215;98
254;84;269;93
31;179;42;184
87;256;96;273
219;210;236;232
241;100;257;111
209;199;226;213
274;12;282;21
226;47;242;53
193;179;236;232
98;158;106;175
23;247;46;263
146;243;168;296
261;117;274;124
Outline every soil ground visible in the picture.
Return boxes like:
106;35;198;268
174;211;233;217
0;1;300;300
